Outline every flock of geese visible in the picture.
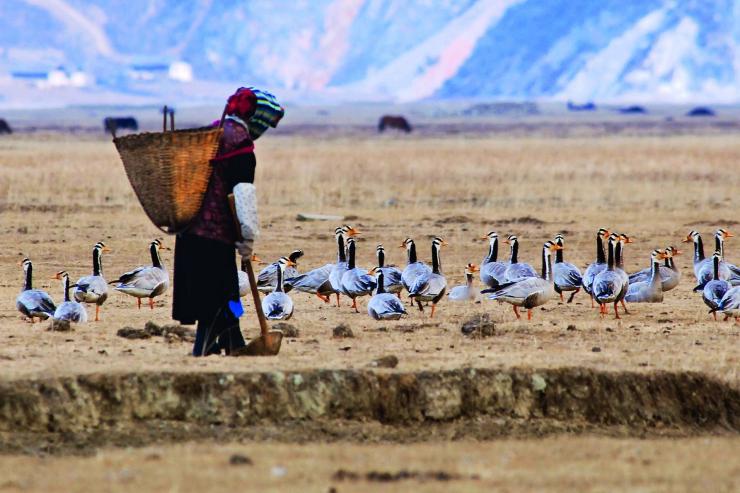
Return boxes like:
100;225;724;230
15;226;740;325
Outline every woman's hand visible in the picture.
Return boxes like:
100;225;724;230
236;239;255;257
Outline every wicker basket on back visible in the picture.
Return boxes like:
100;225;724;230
113;107;224;234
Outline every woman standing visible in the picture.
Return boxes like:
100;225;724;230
173;87;283;356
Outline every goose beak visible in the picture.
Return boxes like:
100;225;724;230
102;247;112;253
346;227;360;237
673;249;683;256
286;260;297;267
470;264;479;272
681;234;692;243
551;244;564;251
602;230;610;238
625;237;634;244
251;254;262;263
724;231;735;238
480;235;489;240
441;240;449;247
503;239;510;245
399;243;406;248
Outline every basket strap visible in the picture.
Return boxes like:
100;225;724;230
218;104;229;128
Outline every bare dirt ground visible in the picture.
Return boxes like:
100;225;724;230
0;132;738;381
1;124;739;489
0;437;738;493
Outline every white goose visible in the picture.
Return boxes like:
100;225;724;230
482;241;561;320
582;228;610;307
400;237;431;294
408;237;448;318
52;271;88;324
112;239;170;309
340;237;377;312
502;235;537;283
701;251;731;321
73;241;110;321
448;263;479;302
16;258;56;322
237;254;262;298
375;244;403;295
480;231;507;288
552;234;582;303
261;257;295;320
367;268;407;320
624;249;667;303
593;234;629;319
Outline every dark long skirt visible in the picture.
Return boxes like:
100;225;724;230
173;234;245;356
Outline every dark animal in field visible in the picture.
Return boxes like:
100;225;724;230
0;119;12;134
104;117;138;137
619;105;647;114
687;107;715;117
378;115;412;133
567;101;596;111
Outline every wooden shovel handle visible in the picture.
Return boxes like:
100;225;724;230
228;193;269;338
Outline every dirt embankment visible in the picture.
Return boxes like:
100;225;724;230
0;367;738;455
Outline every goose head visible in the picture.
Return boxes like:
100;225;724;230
400;237;414;249
481;231;498;243
277;256;297;270
597;228;610;239
152;238;169;251
94;241;112;253
618;234;634;244
716;229;734;240
464;263;479;275
665;246;682;257
341;224;360;237
288;250;304;264
432;236;448;248
682;230;700;244
504;235;517;246
650;249;667;262
52;270;69;281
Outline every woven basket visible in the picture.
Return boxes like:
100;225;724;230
113;107;224;234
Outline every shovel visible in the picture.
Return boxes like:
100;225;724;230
228;194;283;356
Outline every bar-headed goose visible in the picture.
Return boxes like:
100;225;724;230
408;237;448;317
552;234;582;303
73;241;110;321
593;234;628;318
582;228;610;306
624;249;667;303
261;257;295;320
375;244;403;294
112;239;170;309
480;231;507;288
713;229;740;285
701;251;731;321
448;263;479;301
340;237;377;312
482;240;561;320
52;271;88;324
719;284;740;322
400;237;431;293
684;230;731;288
328;225;360;306
367;268;407;320
629;245;681;292
16;258;56;322
257;250;303;293
503;235;537;282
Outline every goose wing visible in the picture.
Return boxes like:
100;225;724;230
504;263;537;283
17;290;56;317
341;268;377;297
262;292;294;320
554;262;582;290
53;301;88;323
484;277;546;303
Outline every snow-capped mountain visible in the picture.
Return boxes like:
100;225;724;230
0;0;737;107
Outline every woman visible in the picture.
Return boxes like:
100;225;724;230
173;87;283;356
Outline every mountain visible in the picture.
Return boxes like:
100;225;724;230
0;0;737;107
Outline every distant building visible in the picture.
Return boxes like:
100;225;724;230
128;61;193;82
11;67;91;88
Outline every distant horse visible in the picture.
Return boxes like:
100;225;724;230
104;117;138;137
378;115;412;133
0;119;11;134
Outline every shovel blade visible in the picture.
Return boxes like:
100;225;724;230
241;330;284;356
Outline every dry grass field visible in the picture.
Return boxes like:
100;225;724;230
1;123;739;490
